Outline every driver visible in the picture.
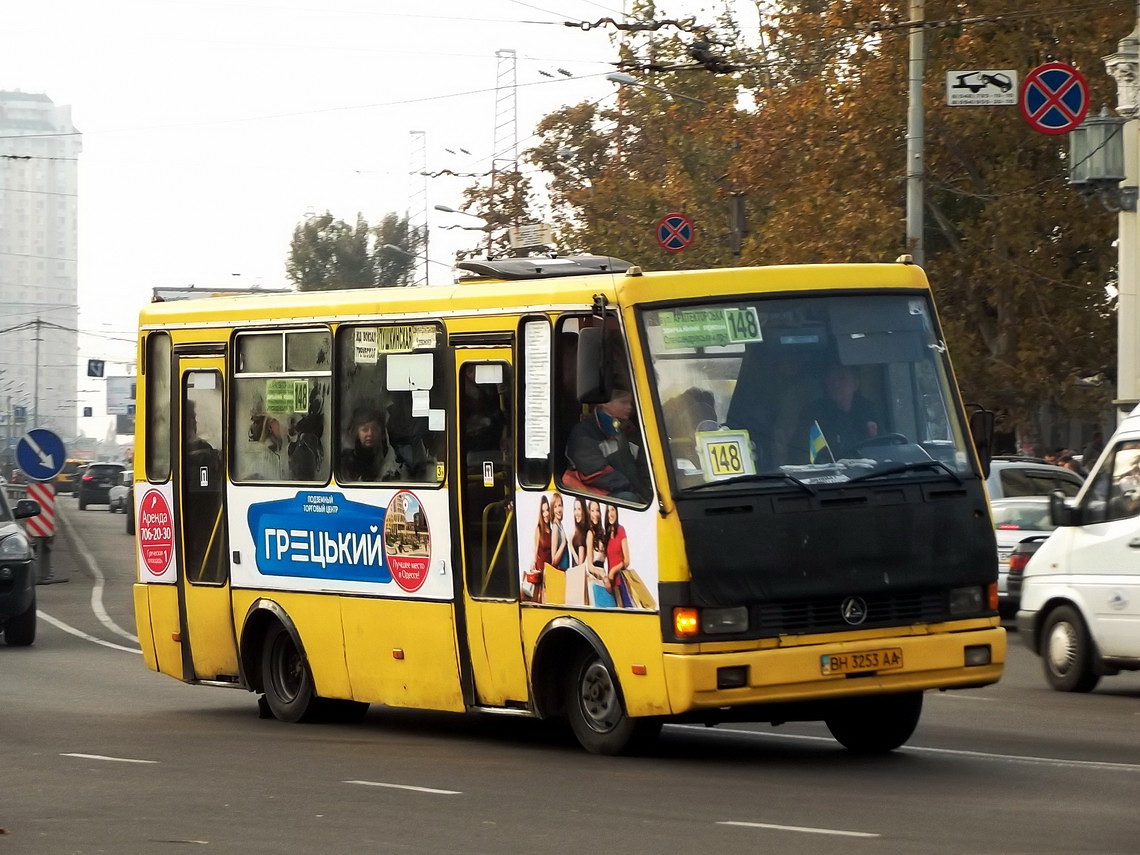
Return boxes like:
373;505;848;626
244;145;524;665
796;364;880;461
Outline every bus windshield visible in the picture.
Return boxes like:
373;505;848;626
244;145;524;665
642;292;974;490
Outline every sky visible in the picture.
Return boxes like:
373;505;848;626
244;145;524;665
0;0;757;439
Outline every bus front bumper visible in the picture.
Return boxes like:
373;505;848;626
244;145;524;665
662;624;1005;714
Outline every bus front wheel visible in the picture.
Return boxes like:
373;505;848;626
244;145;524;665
566;651;659;755
824;692;923;753
261;622;319;723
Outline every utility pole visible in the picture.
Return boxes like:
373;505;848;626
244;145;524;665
33;317;41;430
407;130;428;286
906;0;925;266
489;48;519;257
1105;4;1140;423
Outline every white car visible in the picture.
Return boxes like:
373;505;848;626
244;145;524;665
990;497;1056;617
108;469;132;513
1019;409;1140;692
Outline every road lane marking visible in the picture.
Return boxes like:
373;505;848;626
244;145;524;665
62;752;157;764
59;510;139;643
344;780;461;795
38;612;141;654
718;820;879;838
672;725;1140;772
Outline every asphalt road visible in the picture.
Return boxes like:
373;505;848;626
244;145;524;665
4;495;1140;854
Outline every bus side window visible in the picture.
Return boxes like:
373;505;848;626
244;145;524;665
334;323;445;485
554;314;648;505
232;329;332;484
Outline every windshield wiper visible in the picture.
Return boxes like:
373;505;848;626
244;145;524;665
845;460;962;485
684;471;816;496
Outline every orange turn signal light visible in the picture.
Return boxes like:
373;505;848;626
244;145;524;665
986;582;999;612
673;607;699;638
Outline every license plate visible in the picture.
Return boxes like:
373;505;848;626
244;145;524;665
821;648;903;676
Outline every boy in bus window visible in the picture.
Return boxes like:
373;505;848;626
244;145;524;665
565;388;649;502
339;406;407;482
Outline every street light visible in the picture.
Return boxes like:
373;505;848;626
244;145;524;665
605;72;707;106
1069;108;1136;212
433;205;484;219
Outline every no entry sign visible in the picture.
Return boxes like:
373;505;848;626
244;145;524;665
1019;62;1089;135
656;212;694;252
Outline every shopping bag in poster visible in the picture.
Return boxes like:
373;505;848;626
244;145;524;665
589;581;618;608
543;563;566;605
621;568;657;610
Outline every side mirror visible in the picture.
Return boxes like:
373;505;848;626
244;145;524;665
14;499;41;520
1050;490;1078;527
576;326;612;404
968;405;995;478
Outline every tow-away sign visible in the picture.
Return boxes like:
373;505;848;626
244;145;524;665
946;69;1018;106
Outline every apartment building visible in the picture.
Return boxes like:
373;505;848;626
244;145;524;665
0;91;81;453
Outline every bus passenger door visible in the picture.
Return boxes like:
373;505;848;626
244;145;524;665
456;354;528;707
176;357;238;682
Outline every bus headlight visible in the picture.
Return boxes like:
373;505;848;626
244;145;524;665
949;585;985;616
0;532;32;562
702;606;749;634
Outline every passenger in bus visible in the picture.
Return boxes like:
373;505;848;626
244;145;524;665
242;410;286;480
287;390;327;481
796;364;880;460
339;406;407;482
386;395;436;481
565;388;649;502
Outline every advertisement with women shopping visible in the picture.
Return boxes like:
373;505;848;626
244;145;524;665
517;491;658;610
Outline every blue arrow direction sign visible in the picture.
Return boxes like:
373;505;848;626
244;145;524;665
17;429;66;482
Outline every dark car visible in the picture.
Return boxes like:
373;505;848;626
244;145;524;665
0;490;44;646
125;481;135;535
77;462;127;511
1006;535;1049;616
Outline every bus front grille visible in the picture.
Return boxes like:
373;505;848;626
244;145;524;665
754;590;948;637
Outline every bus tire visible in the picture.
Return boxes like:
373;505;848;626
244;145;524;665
566;651;659;755
4;595;36;646
260;621;320;723
1042;605;1100;693
824;691;923;753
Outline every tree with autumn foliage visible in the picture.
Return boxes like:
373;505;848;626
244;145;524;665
518;0;1130;449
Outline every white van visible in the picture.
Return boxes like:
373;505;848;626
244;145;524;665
1017;407;1140;692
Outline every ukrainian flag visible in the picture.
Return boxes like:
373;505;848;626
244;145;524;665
809;420;833;463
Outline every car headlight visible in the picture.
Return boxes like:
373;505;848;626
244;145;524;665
0;532;32;561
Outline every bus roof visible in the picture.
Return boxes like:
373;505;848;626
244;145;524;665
137;260;930;329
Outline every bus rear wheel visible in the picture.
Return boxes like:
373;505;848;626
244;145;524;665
566;651;659;755
824;692;923;753
261;622;320;723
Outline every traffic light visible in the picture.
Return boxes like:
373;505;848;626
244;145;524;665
87;359;105;378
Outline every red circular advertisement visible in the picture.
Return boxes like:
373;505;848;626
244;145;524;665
385;491;431;593
138;489;174;576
